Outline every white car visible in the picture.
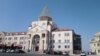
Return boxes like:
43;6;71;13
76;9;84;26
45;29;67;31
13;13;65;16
63;52;69;56
80;52;86;56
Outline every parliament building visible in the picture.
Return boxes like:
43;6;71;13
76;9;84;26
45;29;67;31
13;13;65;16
0;6;82;54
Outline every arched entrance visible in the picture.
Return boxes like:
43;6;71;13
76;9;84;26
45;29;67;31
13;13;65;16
32;35;40;51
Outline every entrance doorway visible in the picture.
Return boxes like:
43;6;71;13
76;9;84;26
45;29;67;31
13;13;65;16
35;46;39;51
32;35;40;51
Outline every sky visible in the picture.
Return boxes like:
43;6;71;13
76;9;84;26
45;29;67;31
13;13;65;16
0;0;100;51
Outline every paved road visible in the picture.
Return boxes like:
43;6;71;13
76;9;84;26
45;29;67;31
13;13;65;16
0;53;62;56
0;53;99;56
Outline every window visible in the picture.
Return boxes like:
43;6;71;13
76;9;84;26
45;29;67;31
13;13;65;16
50;40;55;43
29;34;31;37
24;41;26;44
58;40;61;43
0;34;2;36
52;34;55;38
8;37;11;40
58;45;61;48
8;42;11;45
20;37;24;40
28;40;30;45
0;38;2;40
68;45;70;48
52;45;54;48
5;38;7;40
14;42;17;45
14;37;17;40
65;40;70;43
24;46;25;49
65;45;67;48
37;41;39;43
65;45;70;48
43;40;45;43
51;45;54;48
53;40;55;43
65;33;69;36
94;44;96;46
42;33;45;38
97;43;100;46
58;34;61;37
20;42;23;44
98;50;100;53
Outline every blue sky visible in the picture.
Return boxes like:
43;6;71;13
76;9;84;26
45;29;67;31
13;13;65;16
0;0;100;51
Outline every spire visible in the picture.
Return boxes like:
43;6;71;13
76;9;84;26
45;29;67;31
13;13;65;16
40;5;51;17
39;5;52;21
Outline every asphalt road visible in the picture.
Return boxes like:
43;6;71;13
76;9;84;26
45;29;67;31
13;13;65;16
0;53;62;56
0;53;99;56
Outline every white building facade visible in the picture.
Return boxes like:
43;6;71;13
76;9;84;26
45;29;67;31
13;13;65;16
90;32;100;55
0;6;81;54
27;6;81;54
0;32;28;51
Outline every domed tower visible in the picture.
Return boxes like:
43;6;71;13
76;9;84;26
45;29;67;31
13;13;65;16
38;5;57;31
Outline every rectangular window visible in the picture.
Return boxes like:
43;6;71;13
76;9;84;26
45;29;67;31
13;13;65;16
24;46;25;49
20;42;23;44
20;37;24;40
14;42;17;45
65;40;70;43
98;50;100;53
58;45;61;48
65;45;67;48
43;40;45;43
50;40;55;43
5;38;7;40
52;45;54;48
8;37;11;40
53;40;55;43
65;45;70;48
58;34;61;37
0;38;2;40
28;40;30;45
0;34;2;36
52;34;55;38
65;33;69;36
50;45;54;48
58;40;61;43
94;44;96;46
68;45;70;48
98;43;100;46
8;42;11;45
29;34;31;37
14;37;17;40
42;33;45;38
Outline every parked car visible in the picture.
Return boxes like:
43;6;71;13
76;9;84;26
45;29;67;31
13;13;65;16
6;49;11;53
54;51;62;55
14;49;25;53
80;52;86;56
0;49;3;53
63;52;69;56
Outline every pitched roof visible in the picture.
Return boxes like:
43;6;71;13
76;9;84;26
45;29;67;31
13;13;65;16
3;32;26;36
52;28;73;32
